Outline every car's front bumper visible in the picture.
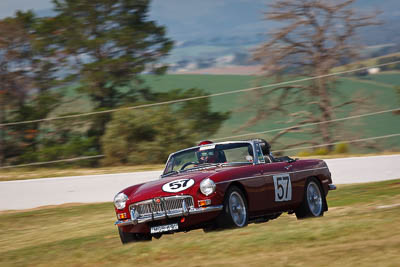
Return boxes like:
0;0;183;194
115;205;223;226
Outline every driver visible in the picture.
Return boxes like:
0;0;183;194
198;151;208;164
197;150;217;164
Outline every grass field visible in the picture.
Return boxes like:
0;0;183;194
359;72;400;86
142;74;400;151
1;179;399;266
52;72;400;154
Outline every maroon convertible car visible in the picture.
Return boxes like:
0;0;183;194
114;139;336;243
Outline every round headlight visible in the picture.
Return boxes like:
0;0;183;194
200;178;216;196
114;193;128;210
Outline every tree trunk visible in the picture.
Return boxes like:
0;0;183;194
316;73;334;151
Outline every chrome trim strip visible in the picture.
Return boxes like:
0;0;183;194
189;205;223;215
215;174;265;184
115;205;223;226
215;167;329;184
328;184;337;190
115;219;136;226
290;166;328;174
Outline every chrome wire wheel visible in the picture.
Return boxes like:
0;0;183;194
306;181;323;216
228;191;247;227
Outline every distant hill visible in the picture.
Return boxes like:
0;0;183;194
35;0;400;73
148;0;400;73
150;0;400;44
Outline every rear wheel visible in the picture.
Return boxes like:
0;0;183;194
118;227;152;244
295;178;325;219
218;186;248;228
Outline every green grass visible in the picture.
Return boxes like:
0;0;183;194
328;179;400;206
51;72;400;154
358;72;400;86
143;74;400;151
1;179;400;266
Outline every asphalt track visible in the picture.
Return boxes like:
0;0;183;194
0;155;399;211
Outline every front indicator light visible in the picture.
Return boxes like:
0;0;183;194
198;199;212;207
118;213;127;219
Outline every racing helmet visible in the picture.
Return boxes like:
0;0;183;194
198;140;213;146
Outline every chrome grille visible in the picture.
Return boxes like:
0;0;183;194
130;196;194;218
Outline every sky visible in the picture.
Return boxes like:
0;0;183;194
1;0;397;47
0;0;263;19
0;0;395;20
0;0;52;18
0;0;268;41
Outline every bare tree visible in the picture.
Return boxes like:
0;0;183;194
247;0;379;151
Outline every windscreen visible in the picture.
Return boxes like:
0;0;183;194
163;142;254;175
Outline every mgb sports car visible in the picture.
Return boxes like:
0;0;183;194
114;139;336;244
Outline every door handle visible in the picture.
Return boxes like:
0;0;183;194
284;165;292;170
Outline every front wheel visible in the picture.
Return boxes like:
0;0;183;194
218;186;248;228
118;227;152;244
295;178;325;219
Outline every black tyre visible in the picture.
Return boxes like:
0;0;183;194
118;227;152;244
295;177;325;219
218;186;248;228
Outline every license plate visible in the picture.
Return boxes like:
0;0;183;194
150;223;179;234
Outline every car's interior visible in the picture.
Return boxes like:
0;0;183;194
254;138;296;164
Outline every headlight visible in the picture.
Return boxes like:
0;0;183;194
114;193;128;210
200;178;216;196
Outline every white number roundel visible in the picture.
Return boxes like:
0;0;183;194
162;179;195;193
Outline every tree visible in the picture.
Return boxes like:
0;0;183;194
43;0;174;149
102;88;230;165
102;107;194;165
0;11;60;166
249;0;379;151
156;88;230;138
0;3;229;167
